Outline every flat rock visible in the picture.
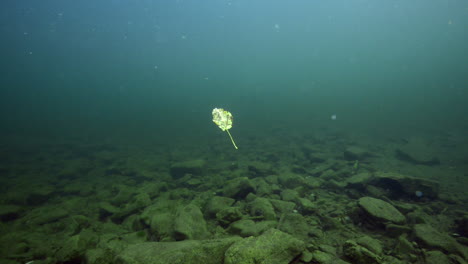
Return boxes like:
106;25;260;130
358;197;405;225
115;237;240;264
413;224;467;258
224;228;305;264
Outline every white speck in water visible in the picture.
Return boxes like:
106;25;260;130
331;114;337;120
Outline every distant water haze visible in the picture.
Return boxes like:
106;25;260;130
0;0;467;142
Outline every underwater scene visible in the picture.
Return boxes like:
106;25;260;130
1;0;468;263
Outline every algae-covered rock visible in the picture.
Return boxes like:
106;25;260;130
311;250;340;264
55;229;98;263
0;204;23;221
224;228;305;264
24;184;56;206
222;177;255;199
85;248;115;264
216;207;243;227
247;161;274;177
170;159;206;179
280;189;300;202
413;224;467;258
204;196;235;218
249;197;276;220
115;237;240;264
269;199;296;215
28;206;69;225
297;197;317;214
358;197;405;226
355;236;383;256
150;212;174;241
173;204;210;240
227;220;276;237
111;192;152;222
227;219;258;237
424;250;451;264
343;240;382;264
277;213;311;241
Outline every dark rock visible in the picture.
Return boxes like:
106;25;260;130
395;149;440;165
395;138;440;166
247;161;273;177
344;146;374;161
455;215;468;237
25;185;55;205
170;159;206;179
222;177;255;199
351;171;439;201
0;205;23;221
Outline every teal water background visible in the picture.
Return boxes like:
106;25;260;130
1;0;467;145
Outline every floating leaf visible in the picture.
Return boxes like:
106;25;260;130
212;108;238;149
